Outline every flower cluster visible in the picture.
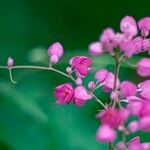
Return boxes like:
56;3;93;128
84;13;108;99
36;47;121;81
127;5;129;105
53;16;150;149
0;15;150;150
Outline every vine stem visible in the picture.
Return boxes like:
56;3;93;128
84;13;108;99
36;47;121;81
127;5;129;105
0;65;106;108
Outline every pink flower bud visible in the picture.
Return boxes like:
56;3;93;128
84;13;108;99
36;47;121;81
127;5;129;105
120;81;137;98
89;42;103;56
117;141;126;150
75;78;82;85
128;121;139;132
128;136;141;150
50;55;59;64
95;69;109;83
66;67;72;74
137;58;150;77
73;86;92;107
143;39;150;53
96;125;117;142
132;36;143;54
7;57;14;68
138;80;150;101
100;28;117;53
110;91;118;100
139;117;150;132
88;81;95;90
141;142;150;150
47;42;64;58
138;17;150;37
54;83;74;105
120;16;137;38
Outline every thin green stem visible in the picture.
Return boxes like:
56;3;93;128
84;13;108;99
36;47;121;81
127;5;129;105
0;65;106;109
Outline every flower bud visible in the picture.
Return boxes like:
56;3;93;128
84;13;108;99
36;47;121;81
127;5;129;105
75;78;82;85
96;125;117;142
7;57;14;68
137;58;150;77
88;81;95;90
50;55;59;64
47;42;64;58
128;121;139;132
110;91;118;100
117;141;126;150
88;42;103;56
66;67;72;74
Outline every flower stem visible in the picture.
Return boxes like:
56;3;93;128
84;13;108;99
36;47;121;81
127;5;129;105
0;65;106;108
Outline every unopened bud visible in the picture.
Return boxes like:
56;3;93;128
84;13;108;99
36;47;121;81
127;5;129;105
50;55;59;64
66;67;72;74
75;78;82;85
88;81;95;90
7;57;14;68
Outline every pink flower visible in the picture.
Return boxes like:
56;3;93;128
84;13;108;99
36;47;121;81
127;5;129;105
126;98;143;116
128;121;139;132
7;57;14;68
70;56;92;77
128;136;141;150
120;81;137;98
95;69;109;83
96;125;117;142
97;107;122;128
120;41;137;58
89;42;103;56
138;80;150;100
132;36;143;53
73;86;92;107
137;58;150;77
100;28;117;53
117;141;126;150
138;17;150;37
120;16;137;38
141;143;150;150
47;42;64;64
139;102;150;117
143;39;150;53
54;83;74;105
102;72;120;92
139;117;150;132
88;81;95;90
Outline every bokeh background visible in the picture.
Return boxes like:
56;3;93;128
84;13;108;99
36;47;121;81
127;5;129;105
0;0;149;149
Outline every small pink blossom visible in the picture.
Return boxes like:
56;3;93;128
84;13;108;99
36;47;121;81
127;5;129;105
138;17;150;37
102;72;120;92
128;136;141;150
100;28;117;53
74;86;92;107
141;143;150;150
88;81;95;90
97;107;122;128
110;91;118;100
47;42;64;64
128;121;139;132
89;42;103;56
137;58;150;77
95;69;109;83
75;78;82;85
70;56;92;77
7;57;14;68
120;81;137;98
132;36;143;53
139;102;150;118
120;16;137;38
117;141;126;150
126;99;143;116
120;41;137;58
96;125;117;142
54;83;74;105
139;117;150;132
138;80;150;100
50;55;59;64
143;39;150;53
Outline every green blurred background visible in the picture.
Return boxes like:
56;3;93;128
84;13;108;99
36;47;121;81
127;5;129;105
0;0;149;150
